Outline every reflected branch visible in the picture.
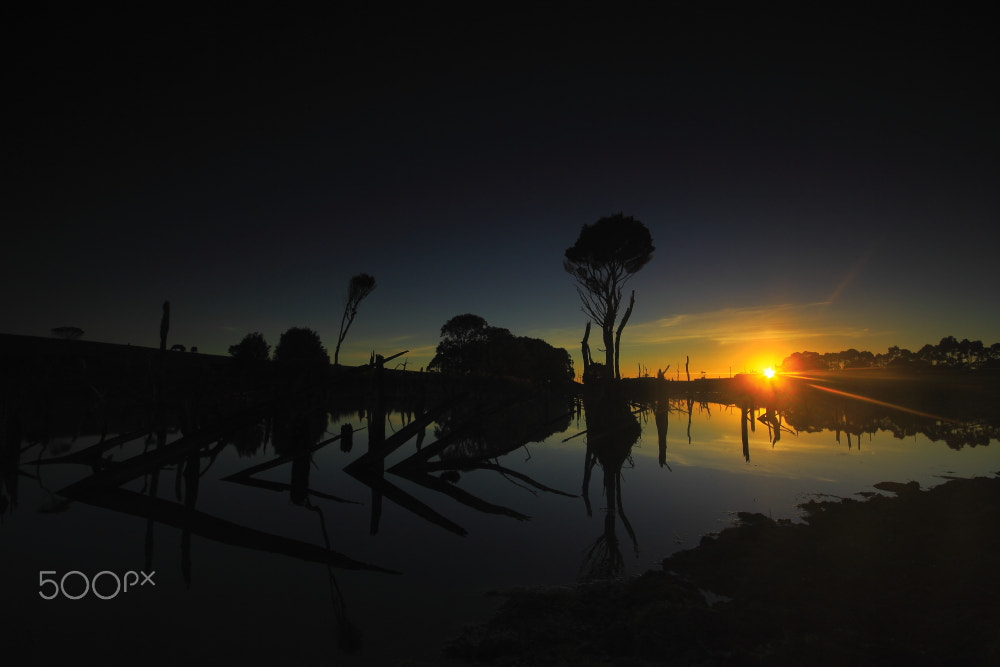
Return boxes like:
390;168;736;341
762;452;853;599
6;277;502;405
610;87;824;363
345;466;468;536
71;486;399;572
305;500;363;653
390;466;530;521
226;475;360;504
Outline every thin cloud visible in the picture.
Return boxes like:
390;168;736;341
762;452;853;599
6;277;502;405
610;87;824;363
627;302;873;346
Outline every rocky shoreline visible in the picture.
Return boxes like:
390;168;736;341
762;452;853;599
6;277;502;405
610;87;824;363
444;474;1000;665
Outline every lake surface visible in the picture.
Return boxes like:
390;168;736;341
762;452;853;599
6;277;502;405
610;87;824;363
3;383;999;665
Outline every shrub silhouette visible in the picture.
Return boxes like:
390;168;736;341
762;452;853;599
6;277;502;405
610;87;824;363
229;332;271;363
273;327;329;366
429;314;573;383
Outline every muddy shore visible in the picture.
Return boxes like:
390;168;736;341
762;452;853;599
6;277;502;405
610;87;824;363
444;474;1000;666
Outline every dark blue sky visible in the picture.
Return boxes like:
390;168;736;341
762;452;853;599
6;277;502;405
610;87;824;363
6;7;997;375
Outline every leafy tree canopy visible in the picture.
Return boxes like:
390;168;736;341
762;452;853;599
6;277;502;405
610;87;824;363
565;213;654;379
780;336;1000;372
440;313;492;345
429;314;573;383
229;331;270;363
273;327;330;366
564;214;655;277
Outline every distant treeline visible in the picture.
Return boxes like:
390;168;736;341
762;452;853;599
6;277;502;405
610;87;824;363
780;336;1000;372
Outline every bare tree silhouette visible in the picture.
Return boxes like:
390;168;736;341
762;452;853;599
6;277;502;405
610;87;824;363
334;273;376;365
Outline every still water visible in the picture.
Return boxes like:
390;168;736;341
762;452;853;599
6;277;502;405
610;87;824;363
3;391;998;664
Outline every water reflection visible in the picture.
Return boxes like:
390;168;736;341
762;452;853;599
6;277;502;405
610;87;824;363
579;389;641;580
347;386;578;536
3;370;999;662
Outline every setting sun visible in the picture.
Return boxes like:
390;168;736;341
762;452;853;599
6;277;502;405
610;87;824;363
763;367;776;378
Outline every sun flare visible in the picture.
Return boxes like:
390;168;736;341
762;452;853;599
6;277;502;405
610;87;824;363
763;367;776;378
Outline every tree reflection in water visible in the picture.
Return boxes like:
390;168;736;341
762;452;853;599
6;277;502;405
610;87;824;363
579;389;641;580
7;363;1000;663
270;404;363;653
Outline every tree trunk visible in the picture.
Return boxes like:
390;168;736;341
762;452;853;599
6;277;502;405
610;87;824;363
334;307;352;366
614;291;635;380
602;324;615;374
581;321;593;374
159;301;170;352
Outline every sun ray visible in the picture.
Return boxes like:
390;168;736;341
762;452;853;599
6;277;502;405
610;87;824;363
805;383;957;423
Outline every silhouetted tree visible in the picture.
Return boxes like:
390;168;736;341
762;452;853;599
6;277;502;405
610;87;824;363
429;314;573;383
780;351;825;372
334;273;376;365
565;214;654;380
506;336;575;383
988;343;1000;368
916;343;939;366
953;337;984;367
229;331;271;362
440;313;491;346
880;345;912;368
583;362;611;384
937;336;959;366
782;337;1000;372
429;314;511;376
274;327;330;366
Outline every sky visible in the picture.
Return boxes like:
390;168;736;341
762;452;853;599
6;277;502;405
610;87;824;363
6;7;998;377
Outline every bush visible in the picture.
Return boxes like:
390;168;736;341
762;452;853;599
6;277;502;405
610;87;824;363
229;332;270;363
273;327;329;366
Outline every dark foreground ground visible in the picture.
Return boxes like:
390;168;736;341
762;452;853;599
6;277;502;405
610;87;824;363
443;474;1000;666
